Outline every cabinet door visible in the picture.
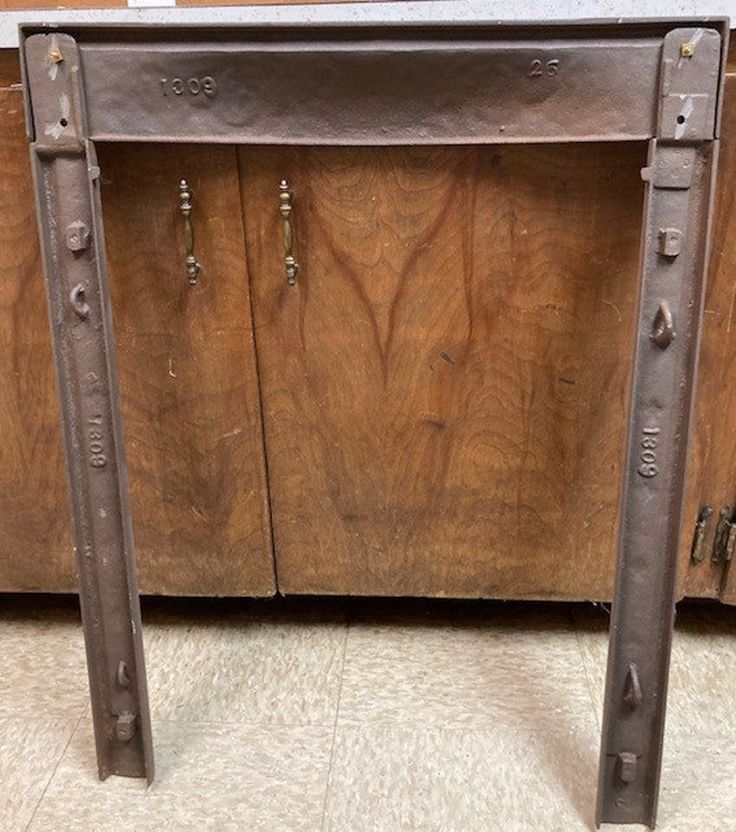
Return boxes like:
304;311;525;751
241;144;645;598
97;144;275;595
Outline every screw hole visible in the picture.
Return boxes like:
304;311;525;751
60;118;68;127
676;115;686;125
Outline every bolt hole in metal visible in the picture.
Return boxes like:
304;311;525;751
60;117;68;127
677;114;686;124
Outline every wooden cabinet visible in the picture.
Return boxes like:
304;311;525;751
1;47;735;601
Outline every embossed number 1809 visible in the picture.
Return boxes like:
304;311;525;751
638;427;660;478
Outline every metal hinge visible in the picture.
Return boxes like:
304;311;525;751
712;505;736;565
690;504;713;564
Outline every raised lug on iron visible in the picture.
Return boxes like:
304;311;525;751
618;752;638;784
650;301;676;349
623;663;643;710
115;712;137;742
117;660;131;687
657;227;683;257
65;220;90;252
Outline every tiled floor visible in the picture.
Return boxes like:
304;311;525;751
1;595;735;832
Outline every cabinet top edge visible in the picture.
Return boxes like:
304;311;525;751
17;17;732;46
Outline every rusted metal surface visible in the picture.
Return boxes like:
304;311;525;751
20;19;726;824
77;37;664;145
596;27;722;828
23;32;153;782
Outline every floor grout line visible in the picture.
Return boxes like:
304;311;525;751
140;717;341;729
570;606;604;732
319;618;350;832
22;707;86;832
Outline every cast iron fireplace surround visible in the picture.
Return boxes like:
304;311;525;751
20;18;728;827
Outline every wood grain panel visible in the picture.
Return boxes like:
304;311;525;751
680;74;736;603
0;67;73;590
97;143;275;595
0;51;20;86
241;143;646;599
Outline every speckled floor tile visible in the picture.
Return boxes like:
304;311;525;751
0;716;78;832
0;596;87;719
602;734;736;832
142;599;347;726
324;722;736;832
4;597;734;831
323;719;600;832
338;602;594;729
28;718;332;832
573;602;736;738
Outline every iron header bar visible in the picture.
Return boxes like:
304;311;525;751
76;38;663;145
18;20;726;147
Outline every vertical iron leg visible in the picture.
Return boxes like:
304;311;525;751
25;34;153;781
597;26;722;828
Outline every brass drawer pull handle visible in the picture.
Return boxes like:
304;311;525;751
179;179;201;286
279;179;299;285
